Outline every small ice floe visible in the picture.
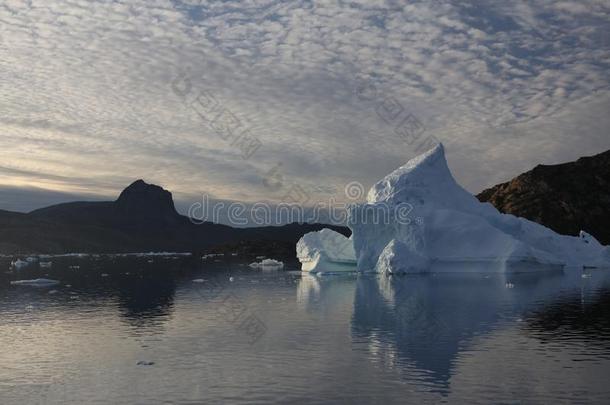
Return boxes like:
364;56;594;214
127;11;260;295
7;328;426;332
256;256;266;259
101;273;109;277
229;276;235;282
147;259;154;264
231;253;238;256
582;273;592;279
192;278;205;283
202;253;224;260
39;261;53;268
110;252;191;258
10;259;29;269
11;278;60;287
48;290;58;295
249;259;284;270
137;361;155;366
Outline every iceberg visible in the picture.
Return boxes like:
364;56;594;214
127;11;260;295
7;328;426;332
249;259;284;269
10;259;29;269
297;144;610;274
11;278;60;286
296;228;357;273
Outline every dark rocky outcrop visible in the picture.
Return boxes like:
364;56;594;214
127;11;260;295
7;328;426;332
477;150;610;245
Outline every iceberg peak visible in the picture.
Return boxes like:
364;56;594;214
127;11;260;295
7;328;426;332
367;143;448;204
366;142;490;217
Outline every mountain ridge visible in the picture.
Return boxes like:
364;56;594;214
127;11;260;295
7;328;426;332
1;180;349;255
477;149;610;245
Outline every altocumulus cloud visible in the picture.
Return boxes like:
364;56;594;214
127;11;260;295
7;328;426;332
0;0;609;213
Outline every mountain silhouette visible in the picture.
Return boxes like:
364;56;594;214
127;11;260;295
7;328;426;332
0;180;349;254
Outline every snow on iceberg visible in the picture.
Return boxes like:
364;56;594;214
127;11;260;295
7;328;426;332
249;259;284;269
296;228;357;273
297;143;610;274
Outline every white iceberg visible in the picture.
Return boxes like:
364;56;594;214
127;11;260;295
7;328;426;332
297;143;610;274
11;278;60;286
249;259;285;269
296;228;357;273
10;259;29;269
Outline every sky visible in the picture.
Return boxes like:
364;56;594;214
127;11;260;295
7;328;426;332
1;0;609;215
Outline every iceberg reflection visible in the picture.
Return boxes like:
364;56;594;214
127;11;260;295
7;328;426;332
350;268;610;392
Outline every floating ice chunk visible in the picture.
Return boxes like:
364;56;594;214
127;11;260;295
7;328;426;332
11;278;60;286
296;228;356;273
10;259;29;269
249;259;284;269
39;261;53;268
202;253;224;260
192;278;205;283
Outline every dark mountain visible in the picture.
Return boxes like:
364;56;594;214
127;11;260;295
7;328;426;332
477;149;610;244
1;180;350;254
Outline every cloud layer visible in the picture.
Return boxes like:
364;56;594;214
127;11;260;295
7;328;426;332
1;0;609;213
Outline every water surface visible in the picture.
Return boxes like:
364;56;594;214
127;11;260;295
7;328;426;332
1;256;610;404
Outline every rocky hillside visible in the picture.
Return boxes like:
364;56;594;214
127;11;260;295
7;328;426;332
477;149;610;245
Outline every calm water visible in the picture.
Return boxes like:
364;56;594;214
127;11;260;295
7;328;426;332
1;255;610;404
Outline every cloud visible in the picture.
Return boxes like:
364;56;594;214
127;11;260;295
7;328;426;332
0;0;609;214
